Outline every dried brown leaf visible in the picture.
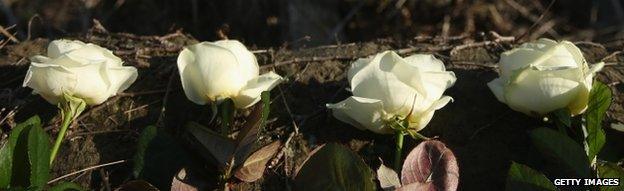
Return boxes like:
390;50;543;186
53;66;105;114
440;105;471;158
234;141;282;182
186;122;235;168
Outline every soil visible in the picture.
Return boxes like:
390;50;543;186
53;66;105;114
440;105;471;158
1;26;624;190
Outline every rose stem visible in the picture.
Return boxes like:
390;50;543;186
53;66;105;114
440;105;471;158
220;99;235;136
394;131;404;171
49;110;73;164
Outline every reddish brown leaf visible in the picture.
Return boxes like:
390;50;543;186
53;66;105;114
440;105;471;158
233;97;268;166
186;122;235;168
396;182;436;191
234;141;282;182
401;140;459;191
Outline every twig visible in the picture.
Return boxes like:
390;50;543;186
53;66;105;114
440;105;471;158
449;38;514;56
514;0;557;42
117;89;167;97
601;51;622;62
157;68;177;126
469;111;510;140
47;160;126;184
0;106;18;128
26;14;41;41
259;55;356;69
99;168;112;191
0;25;18;43
69;129;130;138
123;99;162;114
529;19;557;40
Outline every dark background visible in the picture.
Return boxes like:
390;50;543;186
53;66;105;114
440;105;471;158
1;0;624;47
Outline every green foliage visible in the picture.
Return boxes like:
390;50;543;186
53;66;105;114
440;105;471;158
292;143;376;191
505;162;557;191
132;125;191;190
530;128;591;178
552;108;571;129
597;161;624;191
219;98;235;135
0;116;83;190
584;81;611;161
26;122;50;189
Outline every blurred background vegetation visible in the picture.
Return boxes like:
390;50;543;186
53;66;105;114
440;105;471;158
1;0;624;47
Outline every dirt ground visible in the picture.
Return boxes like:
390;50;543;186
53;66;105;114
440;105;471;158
1;25;624;190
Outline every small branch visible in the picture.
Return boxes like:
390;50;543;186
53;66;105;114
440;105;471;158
47;160;126;184
0;25;18;43
117;89;167;97
260;55;356;69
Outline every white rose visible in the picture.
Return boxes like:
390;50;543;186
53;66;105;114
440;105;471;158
23;39;138;105
326;51;456;134
177;40;283;109
487;38;604;116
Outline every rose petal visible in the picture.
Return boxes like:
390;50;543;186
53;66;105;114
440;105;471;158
23;62;77;105
403;54;446;72
179;42;248;103
177;47;209;105
105;66;138;96
505;66;583;115
47;39;86;58
232;71;283;109
69;61;112;105
326;96;390;134
65;44;123;67
214;40;259;81
407;96;452;131
487;78;506;103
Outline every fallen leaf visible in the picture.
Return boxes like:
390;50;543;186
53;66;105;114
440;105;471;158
293;143;376;191
234;141;281;182
233;92;271;165
397;182;435;191
377;161;401;190
401;140;459;191
186;122;235;168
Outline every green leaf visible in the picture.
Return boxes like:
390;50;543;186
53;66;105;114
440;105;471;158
0;116;41;188
293;143;376;191
49;182;84;191
26;123;50;189
133;126;191;190
9;116;41;146
585;81;611;161
0;141;12;188
552;108;571;129
133;126;157;178
505;162;557;191
530;128;591;178
597;161;624;191
10;116;42;188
